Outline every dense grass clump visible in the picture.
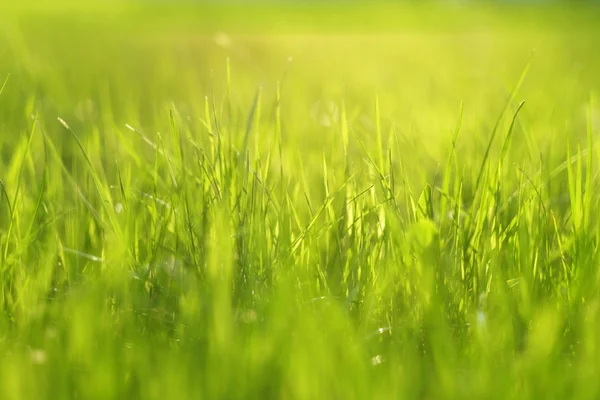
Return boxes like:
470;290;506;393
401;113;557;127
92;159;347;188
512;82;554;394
1;3;600;399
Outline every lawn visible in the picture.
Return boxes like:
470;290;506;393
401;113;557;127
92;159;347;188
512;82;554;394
1;2;600;399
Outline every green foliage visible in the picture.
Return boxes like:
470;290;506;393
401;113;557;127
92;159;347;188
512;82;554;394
1;3;600;399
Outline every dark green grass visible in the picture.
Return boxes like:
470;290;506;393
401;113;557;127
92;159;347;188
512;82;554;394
1;3;600;399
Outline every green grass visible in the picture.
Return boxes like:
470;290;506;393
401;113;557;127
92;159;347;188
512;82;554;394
1;2;600;399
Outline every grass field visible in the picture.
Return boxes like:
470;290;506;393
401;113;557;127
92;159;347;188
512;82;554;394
2;2;600;398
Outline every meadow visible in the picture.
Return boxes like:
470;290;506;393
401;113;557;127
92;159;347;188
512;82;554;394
1;2;600;398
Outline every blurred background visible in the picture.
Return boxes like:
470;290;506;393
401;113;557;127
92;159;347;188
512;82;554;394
1;1;599;175
2;2;600;399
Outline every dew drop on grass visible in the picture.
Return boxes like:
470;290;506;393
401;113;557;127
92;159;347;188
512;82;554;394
477;310;487;328
371;355;384;366
311;100;339;127
214;32;232;48
30;349;47;365
57;117;70;130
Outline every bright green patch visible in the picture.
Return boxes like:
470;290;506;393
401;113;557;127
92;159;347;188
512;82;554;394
1;3;600;399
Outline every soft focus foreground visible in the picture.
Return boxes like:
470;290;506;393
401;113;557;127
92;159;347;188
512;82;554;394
1;3;600;399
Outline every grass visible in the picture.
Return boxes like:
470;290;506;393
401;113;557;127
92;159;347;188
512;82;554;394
1;2;600;399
